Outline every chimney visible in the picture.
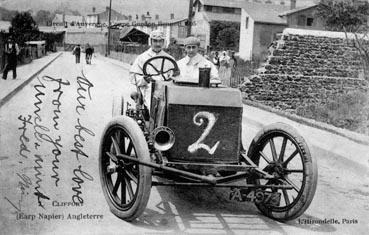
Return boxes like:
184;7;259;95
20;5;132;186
136;14;139;20
141;14;146;21
170;13;174;19
92;7;96;13
290;0;296;9
146;11;152;20
128;15;132;21
155;14;159;20
106;6;110;12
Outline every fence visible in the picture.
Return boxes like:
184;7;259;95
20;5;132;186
229;58;259;88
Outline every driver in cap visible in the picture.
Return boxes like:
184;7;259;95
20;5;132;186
130;30;175;106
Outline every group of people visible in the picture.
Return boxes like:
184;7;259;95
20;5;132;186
72;44;94;64
210;50;238;87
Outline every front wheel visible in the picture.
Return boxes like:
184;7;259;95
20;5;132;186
247;123;317;221
99;116;152;221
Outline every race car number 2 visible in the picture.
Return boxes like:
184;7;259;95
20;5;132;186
229;188;281;206
188;111;220;155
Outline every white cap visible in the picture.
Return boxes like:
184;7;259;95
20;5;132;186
150;30;165;40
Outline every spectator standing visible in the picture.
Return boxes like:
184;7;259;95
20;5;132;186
219;51;231;86
2;37;20;80
212;51;220;69
229;51;238;86
72;44;81;64
85;44;94;64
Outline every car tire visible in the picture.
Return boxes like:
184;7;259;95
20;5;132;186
247;122;318;222
99;116;152;221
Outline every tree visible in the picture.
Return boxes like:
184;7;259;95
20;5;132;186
210;21;240;50
216;27;239;49
10;12;40;45
34;10;53;26
316;0;369;32
316;0;369;80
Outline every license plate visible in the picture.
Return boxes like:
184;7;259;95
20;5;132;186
229;188;281;207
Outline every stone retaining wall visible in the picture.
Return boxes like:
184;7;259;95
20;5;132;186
243;74;368;112
241;28;369;112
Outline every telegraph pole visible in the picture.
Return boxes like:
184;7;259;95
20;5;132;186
187;0;194;36
107;0;112;56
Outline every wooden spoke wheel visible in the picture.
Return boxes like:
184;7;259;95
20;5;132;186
99;116;152;221
247;123;317;221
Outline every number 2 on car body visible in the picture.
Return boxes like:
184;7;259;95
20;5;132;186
188;111;220;155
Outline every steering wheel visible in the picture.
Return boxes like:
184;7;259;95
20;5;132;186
142;56;180;81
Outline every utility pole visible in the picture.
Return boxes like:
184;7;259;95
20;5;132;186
107;0;112;56
187;0;194;36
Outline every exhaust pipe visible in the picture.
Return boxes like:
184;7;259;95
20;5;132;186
152;126;175;151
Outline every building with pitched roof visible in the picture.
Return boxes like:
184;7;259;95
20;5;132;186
86;7;127;26
279;4;324;29
239;2;289;60
52;14;85;27
112;13;189;47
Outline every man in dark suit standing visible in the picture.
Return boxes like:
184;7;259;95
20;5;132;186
72;44;81;64
2;36;20;80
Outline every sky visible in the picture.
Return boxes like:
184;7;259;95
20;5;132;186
0;0;318;18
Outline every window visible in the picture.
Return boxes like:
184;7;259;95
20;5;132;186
222;7;235;14
235;8;241;15
178;26;187;38
297;15;306;26
307;17;314;26
204;5;212;12
245;17;249;29
212;6;222;13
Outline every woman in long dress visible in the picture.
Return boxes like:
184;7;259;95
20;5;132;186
219;51;231;86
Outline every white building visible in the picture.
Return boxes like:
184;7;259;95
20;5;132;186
239;2;289;60
191;0;242;49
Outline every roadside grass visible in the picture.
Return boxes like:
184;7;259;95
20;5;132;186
296;91;369;135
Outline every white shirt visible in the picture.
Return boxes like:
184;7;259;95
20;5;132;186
129;48;174;107
177;54;219;83
130;48;174;87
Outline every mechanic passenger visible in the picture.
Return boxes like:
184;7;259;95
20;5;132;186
129;30;175;106
177;36;219;83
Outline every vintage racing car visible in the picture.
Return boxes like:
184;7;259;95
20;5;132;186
99;56;318;222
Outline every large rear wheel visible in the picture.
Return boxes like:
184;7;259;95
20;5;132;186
99;116;152;221
247;123;317;221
